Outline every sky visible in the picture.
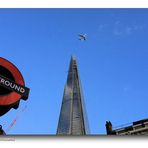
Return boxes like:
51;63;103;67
0;8;148;135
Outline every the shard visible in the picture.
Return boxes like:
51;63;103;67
57;56;90;135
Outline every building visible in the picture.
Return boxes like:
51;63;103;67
57;56;90;135
106;118;148;135
0;125;6;135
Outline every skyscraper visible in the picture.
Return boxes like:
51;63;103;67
57;56;90;135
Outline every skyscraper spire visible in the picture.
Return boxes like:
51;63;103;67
57;56;90;135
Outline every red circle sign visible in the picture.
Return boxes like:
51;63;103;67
0;57;25;106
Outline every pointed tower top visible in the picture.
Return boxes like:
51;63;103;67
71;55;76;61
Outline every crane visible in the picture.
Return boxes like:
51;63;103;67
6;105;27;133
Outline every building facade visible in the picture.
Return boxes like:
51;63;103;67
106;118;148;135
0;125;6;135
57;56;90;135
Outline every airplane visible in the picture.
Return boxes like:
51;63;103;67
78;34;87;41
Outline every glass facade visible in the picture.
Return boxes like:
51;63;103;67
57;56;90;135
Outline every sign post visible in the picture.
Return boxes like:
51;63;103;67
0;57;30;116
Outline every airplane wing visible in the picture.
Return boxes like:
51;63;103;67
78;34;86;40
79;34;83;37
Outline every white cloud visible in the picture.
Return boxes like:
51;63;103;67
98;21;146;36
98;24;106;31
113;21;146;36
125;26;132;34
115;20;121;25
123;87;129;92
113;28;122;35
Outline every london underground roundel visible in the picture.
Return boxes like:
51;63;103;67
0;57;29;116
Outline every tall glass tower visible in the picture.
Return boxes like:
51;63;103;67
57;56;90;135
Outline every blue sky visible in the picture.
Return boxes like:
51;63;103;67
0;8;148;135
